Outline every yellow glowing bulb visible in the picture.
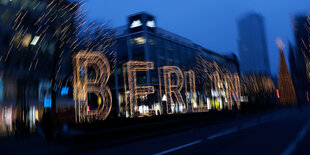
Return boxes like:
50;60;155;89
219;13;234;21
97;96;102;106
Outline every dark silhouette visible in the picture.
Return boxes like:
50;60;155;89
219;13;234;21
41;109;53;143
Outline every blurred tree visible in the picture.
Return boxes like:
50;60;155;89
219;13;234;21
277;38;297;104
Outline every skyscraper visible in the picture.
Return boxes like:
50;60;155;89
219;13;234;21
290;15;310;103
238;13;270;75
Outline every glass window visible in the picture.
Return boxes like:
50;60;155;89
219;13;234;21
130;34;145;48
132;46;145;61
117;38;128;53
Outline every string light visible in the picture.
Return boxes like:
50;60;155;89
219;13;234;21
184;70;200;112
73;51;112;122
277;38;297;104
159;66;186;114
194;52;241;111
123;61;154;117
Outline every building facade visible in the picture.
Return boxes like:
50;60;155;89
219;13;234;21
110;12;240;118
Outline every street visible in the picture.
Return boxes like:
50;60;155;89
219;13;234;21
1;106;310;155
87;106;310;155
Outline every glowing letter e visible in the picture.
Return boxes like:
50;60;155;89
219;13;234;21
73;52;112;123
123;61;155;118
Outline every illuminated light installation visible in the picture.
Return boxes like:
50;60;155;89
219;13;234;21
227;73;241;110
184;70;200;112
194;53;241;111
242;74;275;95
7;0;85;71
73;51;112;122
159;66;186;114
211;71;223;111
123;61;155;117
277;38;297;104
209;71;241;111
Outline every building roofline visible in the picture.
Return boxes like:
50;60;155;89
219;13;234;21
128;11;154;17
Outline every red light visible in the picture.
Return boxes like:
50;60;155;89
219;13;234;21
87;106;90;112
277;89;280;99
307;91;309;102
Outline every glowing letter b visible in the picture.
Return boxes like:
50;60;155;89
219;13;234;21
73;52;112;122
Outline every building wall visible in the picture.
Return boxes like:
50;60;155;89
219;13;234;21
113;13;240;117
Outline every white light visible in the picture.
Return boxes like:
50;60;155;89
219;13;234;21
162;94;167;101
207;98;211;109
146;20;155;28
30;36;40;46
130;20;142;28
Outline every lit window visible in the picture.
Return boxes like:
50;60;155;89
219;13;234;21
30;36;40;46
22;34;32;47
132;37;146;45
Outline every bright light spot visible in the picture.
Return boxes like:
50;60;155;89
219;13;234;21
44;97;51;108
146;20;155;28
162;94;167;101
22;34;32;47
130;20;142;28
30;36;40;46
134;37;146;45
60;86;69;96
98;96;102;106
240;96;248;102
35;109;39;120
138;105;149;114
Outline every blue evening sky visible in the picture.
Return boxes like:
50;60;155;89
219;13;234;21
83;0;310;76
